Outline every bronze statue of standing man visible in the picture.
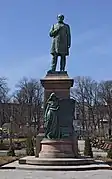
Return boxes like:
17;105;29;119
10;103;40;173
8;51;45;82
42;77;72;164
49;14;71;72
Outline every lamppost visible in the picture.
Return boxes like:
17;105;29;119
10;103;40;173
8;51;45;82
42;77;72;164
32;117;35;137
9;116;13;148
105;101;112;139
26;120;34;156
0;128;3;144
26;121;30;137
7;115;15;156
33;113;39;137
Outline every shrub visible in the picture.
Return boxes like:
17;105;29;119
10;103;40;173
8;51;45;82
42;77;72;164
0;143;9;150
14;142;22;150
107;149;112;159
7;145;15;156
109;138;112;142
26;137;34;156
84;137;93;158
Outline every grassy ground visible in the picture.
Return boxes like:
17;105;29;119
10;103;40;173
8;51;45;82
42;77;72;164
95;156;112;168
0;156;19;166
0;138;27;150
0;138;27;144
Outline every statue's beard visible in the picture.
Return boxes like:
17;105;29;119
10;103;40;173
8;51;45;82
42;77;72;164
58;21;64;24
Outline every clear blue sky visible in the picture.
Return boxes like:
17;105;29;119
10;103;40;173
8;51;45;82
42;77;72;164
0;0;112;91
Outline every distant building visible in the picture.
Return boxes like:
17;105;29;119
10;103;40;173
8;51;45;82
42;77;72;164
74;102;112;138
0;102;43;136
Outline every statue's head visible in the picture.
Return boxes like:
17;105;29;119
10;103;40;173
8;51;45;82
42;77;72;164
57;14;64;23
48;92;58;101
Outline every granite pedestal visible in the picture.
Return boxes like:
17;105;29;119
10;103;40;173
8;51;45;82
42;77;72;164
39;139;74;158
40;71;74;104
40;72;76;158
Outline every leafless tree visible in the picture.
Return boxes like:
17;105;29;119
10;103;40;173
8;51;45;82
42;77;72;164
0;77;10;103
0;77;10;127
12;77;43;135
71;76;101;136
98;80;112;138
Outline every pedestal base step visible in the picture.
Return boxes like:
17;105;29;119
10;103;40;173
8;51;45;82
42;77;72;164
39;152;74;158
19;156;106;166
2;159;111;171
